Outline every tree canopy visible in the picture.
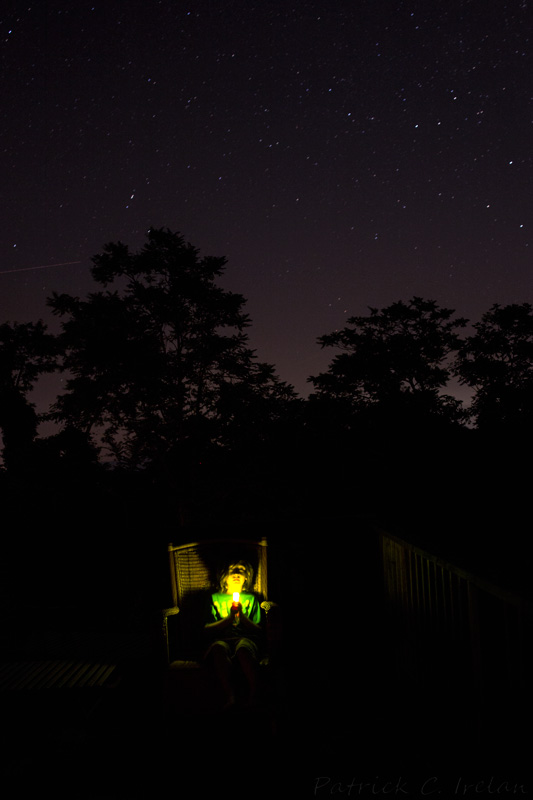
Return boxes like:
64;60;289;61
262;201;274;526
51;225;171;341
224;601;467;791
1;224;532;537
456;303;533;430
309;297;468;423
0;320;57;471
47;228;296;469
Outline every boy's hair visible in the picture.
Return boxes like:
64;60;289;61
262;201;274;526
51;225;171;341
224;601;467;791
218;560;254;593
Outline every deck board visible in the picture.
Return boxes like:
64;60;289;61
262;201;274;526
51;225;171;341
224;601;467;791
0;660;120;691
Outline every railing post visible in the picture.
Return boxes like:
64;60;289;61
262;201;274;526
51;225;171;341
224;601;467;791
168;543;177;608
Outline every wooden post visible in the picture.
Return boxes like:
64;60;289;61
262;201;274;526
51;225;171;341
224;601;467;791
168;543;178;608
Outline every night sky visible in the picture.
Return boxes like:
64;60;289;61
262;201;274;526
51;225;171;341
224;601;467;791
2;0;532;408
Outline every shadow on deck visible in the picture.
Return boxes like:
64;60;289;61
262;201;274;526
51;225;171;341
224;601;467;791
1;592;530;797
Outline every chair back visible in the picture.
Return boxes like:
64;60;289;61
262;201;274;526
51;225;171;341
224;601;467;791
166;538;268;660
168;537;268;607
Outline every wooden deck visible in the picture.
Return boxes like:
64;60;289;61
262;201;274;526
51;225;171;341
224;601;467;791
0;659;120;692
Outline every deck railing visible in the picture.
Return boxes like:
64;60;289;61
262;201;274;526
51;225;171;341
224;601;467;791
378;528;533;754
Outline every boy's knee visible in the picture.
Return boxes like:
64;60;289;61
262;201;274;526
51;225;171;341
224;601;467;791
235;643;258;665
210;641;232;661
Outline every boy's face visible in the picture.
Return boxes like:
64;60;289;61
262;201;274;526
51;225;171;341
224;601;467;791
226;563;246;594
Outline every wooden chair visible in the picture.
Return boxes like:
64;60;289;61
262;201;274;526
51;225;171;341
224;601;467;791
161;537;281;713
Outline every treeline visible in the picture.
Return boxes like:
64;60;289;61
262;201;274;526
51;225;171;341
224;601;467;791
1;228;532;549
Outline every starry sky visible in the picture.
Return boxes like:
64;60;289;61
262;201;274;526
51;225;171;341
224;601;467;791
2;0;532;408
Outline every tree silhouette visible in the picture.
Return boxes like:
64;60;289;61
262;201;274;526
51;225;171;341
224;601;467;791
309;297;468;423
47;228;296;470
456;303;533;430
0;321;57;471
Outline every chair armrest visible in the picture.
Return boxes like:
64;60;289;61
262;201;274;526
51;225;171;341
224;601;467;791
260;601;278;614
162;606;180;618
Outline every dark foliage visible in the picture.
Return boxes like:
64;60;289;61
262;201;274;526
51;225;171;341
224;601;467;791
47;228;297;471
309;297;468;424
456;302;533;431
0;320;58;471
